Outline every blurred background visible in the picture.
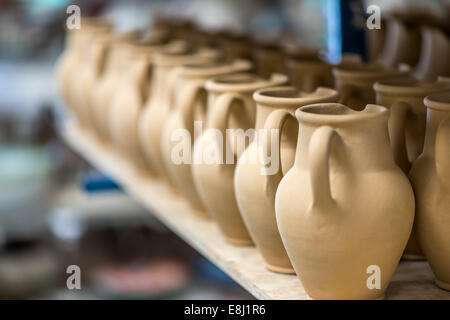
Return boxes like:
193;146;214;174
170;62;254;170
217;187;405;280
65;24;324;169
0;0;449;299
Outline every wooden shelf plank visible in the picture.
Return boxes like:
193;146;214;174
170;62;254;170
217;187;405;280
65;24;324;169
61;119;450;300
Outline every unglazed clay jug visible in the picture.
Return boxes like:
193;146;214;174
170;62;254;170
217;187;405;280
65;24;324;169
376;18;421;68
91;34;165;140
287;53;361;93
412;27;450;82
94;37;174;142
375;77;449;260
374;76;450;173
333;63;399;110
55;28;83;108
410;92;450;290
276;103;415;299
161;60;252;217
108;41;187;170
57;18;112;112
287;57;332;92
71;28;136;128
138;48;220;179
252;41;285;78
234;86;339;273
191;73;287;245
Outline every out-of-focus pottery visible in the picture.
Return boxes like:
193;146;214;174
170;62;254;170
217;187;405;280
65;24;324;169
410;91;450;290
191;73;287;245
161;59;252;217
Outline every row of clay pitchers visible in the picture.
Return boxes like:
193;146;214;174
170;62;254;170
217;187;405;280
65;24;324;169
56;19;450;299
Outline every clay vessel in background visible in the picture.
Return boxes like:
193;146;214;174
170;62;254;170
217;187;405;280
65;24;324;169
192;73;287;245
108;41;186;170
252;41;285;78
376;18;421;69
276;103;415;299
333;63;400;110
91;32;169;141
287;53;361;93
374;76;450;173
234;86;339;273
55;28;83;109
71;28;136;128
287;56;332;92
412;27;450;82
410;92;450;291
161;59;252;217
58;18;112;113
138;47;220;180
374;77;450;260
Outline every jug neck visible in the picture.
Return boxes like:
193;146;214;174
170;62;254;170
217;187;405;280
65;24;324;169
296;115;394;172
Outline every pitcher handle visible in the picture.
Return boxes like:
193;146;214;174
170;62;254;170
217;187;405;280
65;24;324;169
209;92;245;165
389;101;412;173
436;117;450;188
261;110;298;195
309;126;340;208
180;81;206;140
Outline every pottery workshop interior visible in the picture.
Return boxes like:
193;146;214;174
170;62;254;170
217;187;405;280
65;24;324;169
1;0;450;305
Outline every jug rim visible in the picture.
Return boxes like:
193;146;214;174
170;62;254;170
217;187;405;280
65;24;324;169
374;76;450;96
205;72;288;93
332;63;396;80
254;86;339;107
296;103;389;124
154;47;220;66
425;91;450;112
178;59;252;77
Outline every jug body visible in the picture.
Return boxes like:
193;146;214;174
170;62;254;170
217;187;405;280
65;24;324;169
234;86;338;272
275;103;415;299
191;73;287;244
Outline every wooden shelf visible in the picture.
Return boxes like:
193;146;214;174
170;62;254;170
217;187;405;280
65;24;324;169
61;119;450;300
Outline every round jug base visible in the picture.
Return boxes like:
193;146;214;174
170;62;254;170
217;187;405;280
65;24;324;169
435;279;450;291
265;263;295;275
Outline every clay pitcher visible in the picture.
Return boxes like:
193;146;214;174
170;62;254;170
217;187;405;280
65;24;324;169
234;86;339;273
252;41;285;78
191;73;287;245
275;103;415;299
412;26;450;82
94;37;175;142
108;41;187;170
374;76;450;173
138;48;220;179
62;18;112;113
333;63;400;110
410;91;450;291
55;28;83;109
91;33;153;140
374;77;450;260
161;59;252;217
376;18;421;68
71;28;136;128
286;53;361;93
287;57;333;93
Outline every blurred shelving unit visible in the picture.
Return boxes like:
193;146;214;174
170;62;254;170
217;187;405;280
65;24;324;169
61;119;450;300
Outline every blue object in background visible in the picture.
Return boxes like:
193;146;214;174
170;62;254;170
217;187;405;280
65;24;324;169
79;170;122;193
325;0;367;63
195;258;237;286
